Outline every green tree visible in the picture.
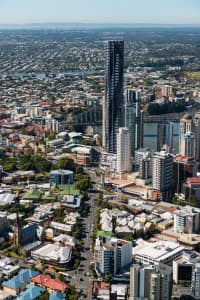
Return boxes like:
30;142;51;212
54;157;76;171
75;175;92;191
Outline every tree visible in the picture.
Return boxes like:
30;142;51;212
53;157;76;171
57;273;64;281
38;291;49;300
75;175;92;191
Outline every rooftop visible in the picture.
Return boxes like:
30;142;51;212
32;243;72;265
32;274;68;292
23;189;42;200
186;177;200;185
16;284;45;300
50;169;73;175
133;239;184;262
2;269;39;290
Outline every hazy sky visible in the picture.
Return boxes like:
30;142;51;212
0;0;200;25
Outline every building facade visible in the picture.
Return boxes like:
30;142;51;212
50;170;74;185
124;89;143;157
94;237;132;275
157;120;174;153
152;150;174;200
192;263;200;298
103;40;124;154
116;127;131;173
130;264;172;300
174;206;200;234
179;113;200;160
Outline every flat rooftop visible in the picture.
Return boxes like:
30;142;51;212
133;239;184;262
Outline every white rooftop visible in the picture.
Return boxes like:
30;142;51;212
133;239;184;263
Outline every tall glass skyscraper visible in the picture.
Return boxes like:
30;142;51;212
103;40;124;153
157;120;174;153
124;89;143;157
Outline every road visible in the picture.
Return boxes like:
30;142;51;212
67;192;98;299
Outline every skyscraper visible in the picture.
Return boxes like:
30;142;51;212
152;150;174;200
103;40;124;153
130;264;172;300
116;127;131;173
192;263;200;298
124;89;143;157
94;237;132;275
179;113;200;160
157;120;174;153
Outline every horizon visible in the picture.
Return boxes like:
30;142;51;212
0;0;199;25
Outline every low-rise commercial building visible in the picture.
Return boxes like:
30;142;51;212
133;239;184;265
31;243;72;267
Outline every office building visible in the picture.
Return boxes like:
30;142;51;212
179;113;200;160
50;170;74;185
130;263;172;300
94;237;132;275
182;132;196;158
133;239;184;266
161;84;173;99
174;206;200;234
173;155;196;193
183;177;200;202
46;118;64;133
103;40;124;153
139;154;152;180
135;147;151;172
157;120;174;153
116;127;131;173
31;243;72;267
152;150;174;200
192;263;200;298
124;89;143;157
173;251;200;284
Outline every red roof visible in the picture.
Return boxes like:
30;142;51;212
32;275;68;292
175;155;193;162
93;281;109;293
186;177;200;185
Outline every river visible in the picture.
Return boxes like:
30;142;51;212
144;122;179;152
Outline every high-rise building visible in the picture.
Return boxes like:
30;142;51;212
179;113;200;160
157;120;174;153
152;150;174;200
130;264;172;300
192;263;200;298
139;154;152;180
124;89;143;157
103;41;124;154
174;206;200;234
182;132;196;158
173;252;200;284
116;127;131;173
94;237;132;276
173;155;196;194
161;84;173;99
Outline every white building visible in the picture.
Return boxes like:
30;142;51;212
94;237;132;275
174;206;200;234
130;263;172;300
182;132;196;158
116;127;131;173
31;243;72;266
179;113;200;160
133;239;184;265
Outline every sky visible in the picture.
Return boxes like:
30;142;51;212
0;0;200;25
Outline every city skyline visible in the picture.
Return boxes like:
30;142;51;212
0;0;199;25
